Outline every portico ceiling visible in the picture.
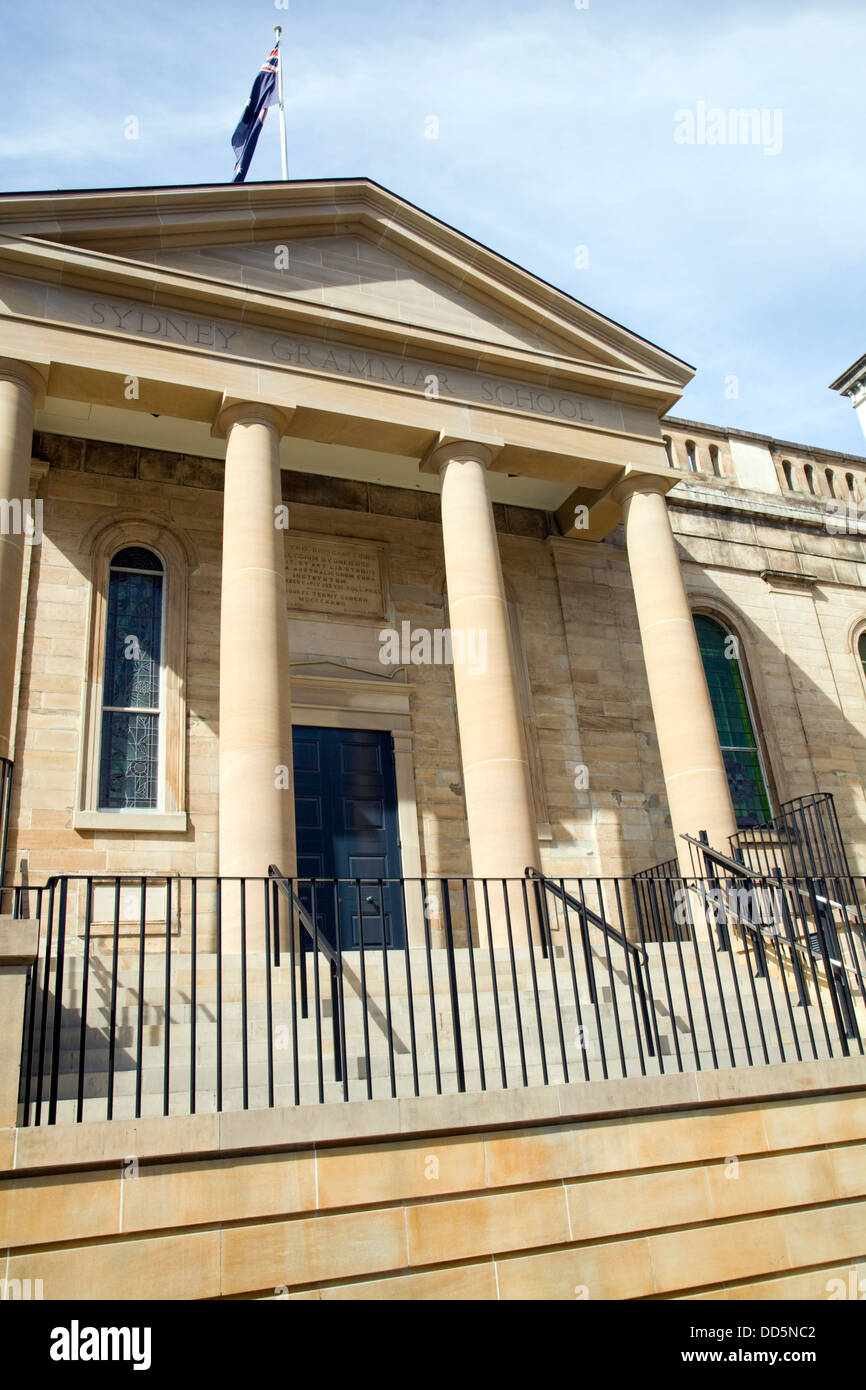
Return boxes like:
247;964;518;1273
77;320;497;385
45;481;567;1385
34;397;570;511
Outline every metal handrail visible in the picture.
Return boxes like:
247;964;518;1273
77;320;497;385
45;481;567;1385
680;834;771;884
268;865;341;968
525;867;647;967
268;865;346;1086
526;867;656;1061
681;834;863;985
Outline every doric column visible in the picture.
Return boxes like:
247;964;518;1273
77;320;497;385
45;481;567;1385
431;440;540;884
215;401;296;881
0;360;46;761
613;473;737;863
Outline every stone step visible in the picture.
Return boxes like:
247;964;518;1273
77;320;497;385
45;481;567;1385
30;1032;843;1124
30;1008;845;1086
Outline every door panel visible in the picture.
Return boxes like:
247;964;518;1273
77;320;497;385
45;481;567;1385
292;727;405;950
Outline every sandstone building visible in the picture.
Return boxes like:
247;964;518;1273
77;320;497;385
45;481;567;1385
0;180;864;1302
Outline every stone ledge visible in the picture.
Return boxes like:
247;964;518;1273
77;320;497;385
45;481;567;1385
72;810;188;832
0;919;38;966
5;1056;865;1178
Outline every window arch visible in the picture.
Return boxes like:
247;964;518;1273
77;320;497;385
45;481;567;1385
76;518;191;830
98;546;165;809
804;464;816;495
825;467;836;498
781;459;794;490
694;614;772;828
846;472;858;500
858;630;866;683
663;435;675;468
709;445;721;477
685;440;698;472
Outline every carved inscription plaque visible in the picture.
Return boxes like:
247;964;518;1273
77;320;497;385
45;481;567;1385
286;536;385;619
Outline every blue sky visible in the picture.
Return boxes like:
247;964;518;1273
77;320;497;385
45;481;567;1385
1;0;863;453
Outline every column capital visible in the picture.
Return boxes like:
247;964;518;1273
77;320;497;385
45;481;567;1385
420;434;504;475
0;358;48;407
30;459;51;492
211;397;295;441
609;470;672;507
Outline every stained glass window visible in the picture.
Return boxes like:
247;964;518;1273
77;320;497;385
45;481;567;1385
694;614;772;830
98;547;164;810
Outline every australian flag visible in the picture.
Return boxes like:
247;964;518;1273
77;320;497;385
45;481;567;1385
231;40;280;183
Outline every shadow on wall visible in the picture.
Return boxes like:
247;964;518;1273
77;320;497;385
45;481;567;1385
681;568;866;872
551;530;866;877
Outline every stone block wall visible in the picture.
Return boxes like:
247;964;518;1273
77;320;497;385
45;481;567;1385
7;431;866;888
2;1063;864;1300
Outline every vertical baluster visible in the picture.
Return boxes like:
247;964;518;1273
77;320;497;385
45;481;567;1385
481;879;507;1090
190;879;197;1115
442;881;465;1093
399;877;419;1098
264;879;275;1108
76;878;93;1123
461;879;486;1091
420;875;442;1095
34;879;55;1126
501;879;528;1088
216;879;223;1113
331;879;347;1100
106;879;121;1121
135;878;146;1119
560;880;591;1082
287;879;300;1107
379;877;396;1099
47;878;68;1126
355;878;372;1100
310;880;324;1103
164;877;172;1116
240;879;248;1110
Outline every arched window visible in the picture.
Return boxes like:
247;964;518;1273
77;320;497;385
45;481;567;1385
694;615;772;829
805;464;816;495
846;472;857;500
663;435;675;468
685;440;698;472
825;467;836;498
781;459;794;490
709;445;721;477
98;546;165;809
76;519;190;832
858;630;866;682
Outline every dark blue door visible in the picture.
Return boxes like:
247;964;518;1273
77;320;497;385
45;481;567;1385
292;727;405;950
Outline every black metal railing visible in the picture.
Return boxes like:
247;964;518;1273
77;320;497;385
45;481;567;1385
685;833;865;1048
730;792;853;880
14;867;866;1126
527;868;656;1060
633;854;687;942
268;866;345;1086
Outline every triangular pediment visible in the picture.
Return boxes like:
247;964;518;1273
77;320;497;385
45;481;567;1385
132;233;574;357
0;178;693;408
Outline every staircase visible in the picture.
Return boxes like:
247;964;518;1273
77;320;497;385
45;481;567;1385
20;890;866;1125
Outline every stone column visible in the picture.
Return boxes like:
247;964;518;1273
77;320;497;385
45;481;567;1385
432;442;540;908
215;402;296;884
613;473;737;866
0;361;45;762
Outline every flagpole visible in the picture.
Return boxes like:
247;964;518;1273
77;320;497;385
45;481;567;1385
275;25;289;180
